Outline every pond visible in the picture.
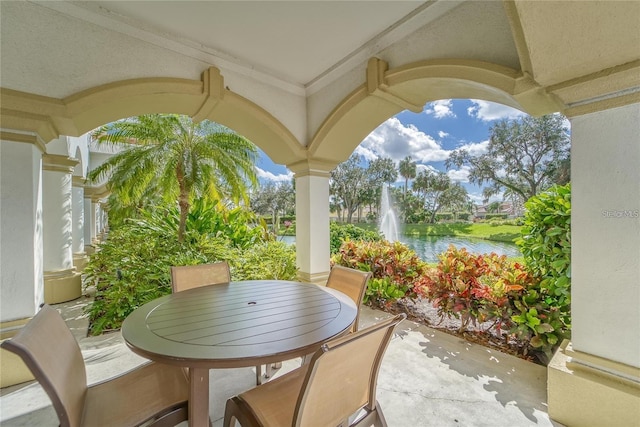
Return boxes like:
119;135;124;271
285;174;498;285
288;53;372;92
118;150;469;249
397;235;521;263
280;234;521;263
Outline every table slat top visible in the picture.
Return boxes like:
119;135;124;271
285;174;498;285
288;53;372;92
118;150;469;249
122;280;357;368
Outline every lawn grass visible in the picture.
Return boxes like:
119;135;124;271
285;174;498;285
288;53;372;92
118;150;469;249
356;222;522;243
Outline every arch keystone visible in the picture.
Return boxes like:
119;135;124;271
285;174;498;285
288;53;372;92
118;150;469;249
193;67;225;123
367;57;423;113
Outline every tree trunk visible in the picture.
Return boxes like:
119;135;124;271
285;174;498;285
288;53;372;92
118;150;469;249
178;199;189;242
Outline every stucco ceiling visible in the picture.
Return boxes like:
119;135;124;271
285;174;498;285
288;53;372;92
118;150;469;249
79;1;428;86
1;0;474;97
0;0;638;138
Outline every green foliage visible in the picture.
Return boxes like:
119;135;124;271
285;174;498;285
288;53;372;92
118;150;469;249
485;213;509;220
413;170;469;223
329;222;382;255
83;203;295;335
90;115;259;241
435;213;453;221
231;241;298;281
423;246;534;333
366;277;407;304
331;240;428;307
513;183;572;360
133;198;271;249
423;245;569;362
84;217;236;335
419;185;571;361
446;114;570;201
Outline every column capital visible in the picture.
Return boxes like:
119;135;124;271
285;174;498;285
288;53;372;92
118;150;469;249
1;130;46;153
84;184;110;201
42;154;78;173
287;158;336;178
72;176;87;187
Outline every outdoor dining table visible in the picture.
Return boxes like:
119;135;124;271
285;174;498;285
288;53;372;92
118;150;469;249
121;279;358;427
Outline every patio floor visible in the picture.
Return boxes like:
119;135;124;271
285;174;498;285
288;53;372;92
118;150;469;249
0;294;563;426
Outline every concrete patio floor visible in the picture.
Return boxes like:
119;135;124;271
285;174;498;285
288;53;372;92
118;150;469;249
0;294;563;427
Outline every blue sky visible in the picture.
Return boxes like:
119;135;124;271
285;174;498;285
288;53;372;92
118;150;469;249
255;99;529;204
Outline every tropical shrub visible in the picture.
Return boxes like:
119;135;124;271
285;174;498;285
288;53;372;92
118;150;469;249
84;217;237;335
179;198;271;249
513;183;571;360
423;246;534;333
83;203;295;335
329;222;381;254
231;241;298;280
331;240;428;307
435;213;453;222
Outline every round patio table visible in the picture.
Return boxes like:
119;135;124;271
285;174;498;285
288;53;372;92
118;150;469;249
122;280;357;427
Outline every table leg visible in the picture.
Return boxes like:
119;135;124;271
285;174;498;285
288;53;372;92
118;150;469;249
189;367;210;427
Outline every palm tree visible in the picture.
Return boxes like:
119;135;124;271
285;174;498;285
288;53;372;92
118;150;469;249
398;156;417;196
89;114;258;242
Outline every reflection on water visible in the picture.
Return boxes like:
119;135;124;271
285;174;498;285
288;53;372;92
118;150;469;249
280;234;521;263
398;235;521;263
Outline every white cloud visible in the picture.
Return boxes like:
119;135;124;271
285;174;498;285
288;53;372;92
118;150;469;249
424;100;456;119
457;139;490;157
416;163;437;175
360;117;450;163
447;165;471;183
467;192;485;204
255;167;293;183
438;130;449;138
467;100;525;122
467;191;503;205
353;145;378;162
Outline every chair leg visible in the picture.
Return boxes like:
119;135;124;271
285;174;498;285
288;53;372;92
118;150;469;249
273;361;282;369
223;398;239;427
265;363;273;378
224;397;260;427
256;365;263;385
374;401;388;427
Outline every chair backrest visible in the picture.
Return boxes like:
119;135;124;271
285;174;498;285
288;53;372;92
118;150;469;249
170;261;231;293
293;313;405;427
326;265;372;332
1;305;87;427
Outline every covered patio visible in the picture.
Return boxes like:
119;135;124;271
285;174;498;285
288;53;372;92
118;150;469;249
0;296;555;427
1;2;638;426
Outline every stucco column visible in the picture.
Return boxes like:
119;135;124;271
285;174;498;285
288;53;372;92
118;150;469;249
548;103;640;426
0;133;44;387
0;133;45;322
71;176;88;270
83;197;95;254
289;161;333;284
42;154;82;304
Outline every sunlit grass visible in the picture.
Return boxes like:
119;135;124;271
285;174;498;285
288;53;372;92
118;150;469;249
356;222;522;243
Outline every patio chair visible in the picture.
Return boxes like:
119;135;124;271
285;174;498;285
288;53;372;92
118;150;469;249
263;265;373;382
0;304;189;427
171;262;265;386
326;265;372;333
170;261;231;293
223;313;405;427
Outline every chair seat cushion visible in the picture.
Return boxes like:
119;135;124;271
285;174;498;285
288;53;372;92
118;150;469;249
82;362;189;426
237;364;310;426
